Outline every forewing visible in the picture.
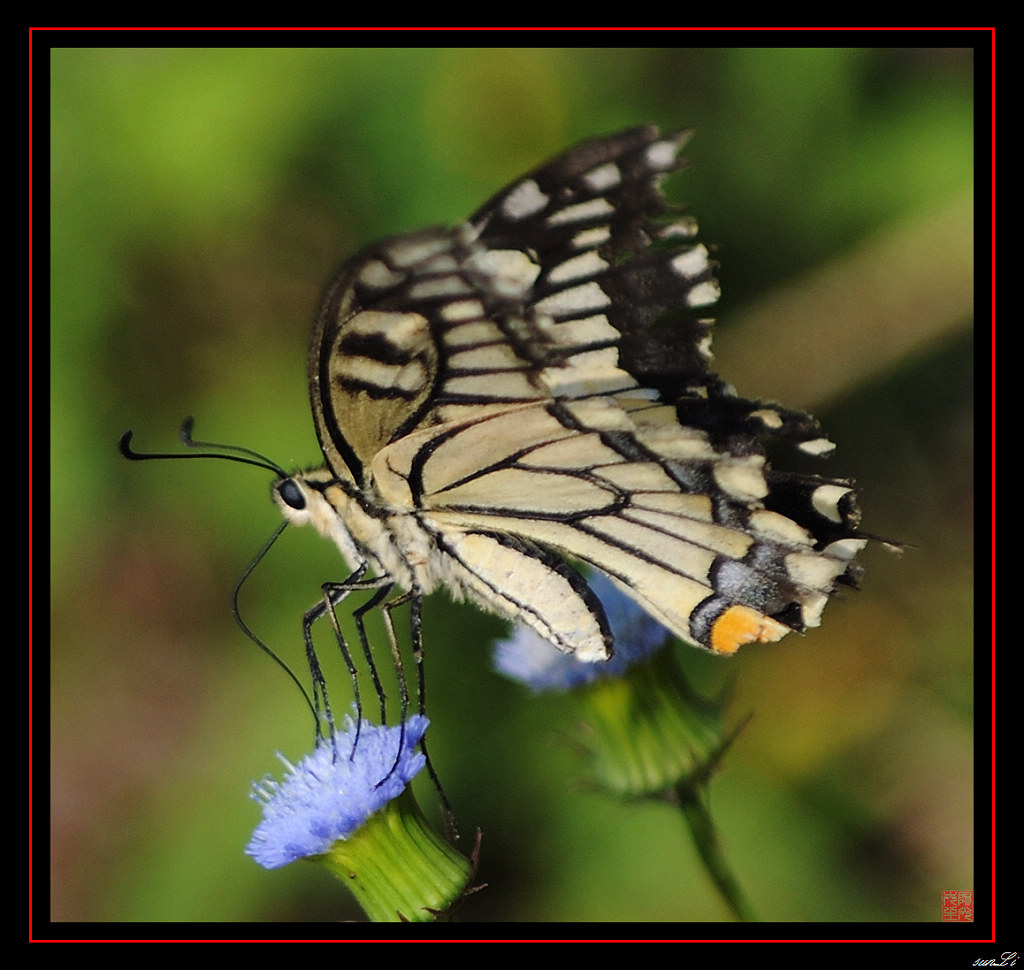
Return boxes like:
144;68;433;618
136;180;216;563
467;125;720;401
307;127;721;485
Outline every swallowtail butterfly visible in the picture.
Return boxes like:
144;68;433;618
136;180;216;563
275;126;866;663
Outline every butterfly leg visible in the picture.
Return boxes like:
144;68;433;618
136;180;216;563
371;587;413;779
304;564;391;753
350;581;399;725
381;589;458;839
302;589;348;749
311;576;457;836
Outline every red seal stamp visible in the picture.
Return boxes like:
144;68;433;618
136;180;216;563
942;889;973;921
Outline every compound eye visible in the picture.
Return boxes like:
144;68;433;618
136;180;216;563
277;479;306;511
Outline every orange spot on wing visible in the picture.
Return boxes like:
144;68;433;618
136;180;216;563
710;605;790;654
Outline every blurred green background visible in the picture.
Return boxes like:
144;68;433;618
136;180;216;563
50;46;975;925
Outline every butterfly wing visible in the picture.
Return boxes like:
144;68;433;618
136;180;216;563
307;127;867;658
373;396;865;658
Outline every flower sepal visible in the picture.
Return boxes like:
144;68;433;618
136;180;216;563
575;643;728;798
316;786;473;923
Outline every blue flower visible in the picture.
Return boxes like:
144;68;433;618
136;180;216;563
494;573;670;690
246;715;428;870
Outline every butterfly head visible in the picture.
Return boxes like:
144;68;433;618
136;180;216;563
272;468;346;532
272;467;369;576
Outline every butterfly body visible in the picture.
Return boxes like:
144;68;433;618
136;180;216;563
277;127;867;661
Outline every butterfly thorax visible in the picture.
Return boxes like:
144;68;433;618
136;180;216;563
276;414;622;663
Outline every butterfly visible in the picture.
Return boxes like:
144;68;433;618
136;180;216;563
273;126;867;664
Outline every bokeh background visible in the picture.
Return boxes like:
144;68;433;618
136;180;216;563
50;46;975;926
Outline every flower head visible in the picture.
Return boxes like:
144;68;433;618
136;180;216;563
246;715;473;921
494;572;669;691
246;715;428;869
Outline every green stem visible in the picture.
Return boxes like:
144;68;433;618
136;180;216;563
675;780;757;922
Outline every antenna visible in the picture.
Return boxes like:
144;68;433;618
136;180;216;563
119;417;288;478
